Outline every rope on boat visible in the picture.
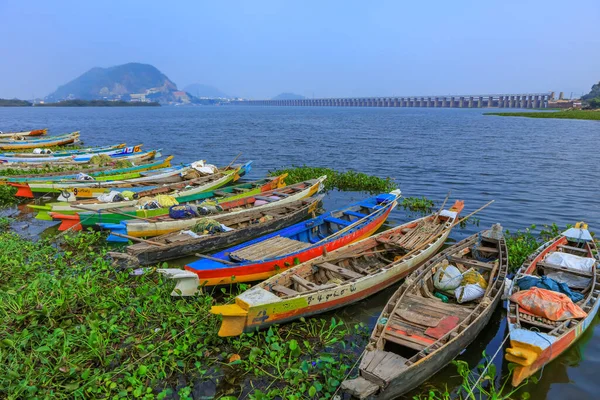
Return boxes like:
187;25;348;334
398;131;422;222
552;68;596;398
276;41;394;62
464;331;511;399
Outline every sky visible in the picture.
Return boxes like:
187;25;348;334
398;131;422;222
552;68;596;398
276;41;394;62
0;0;598;99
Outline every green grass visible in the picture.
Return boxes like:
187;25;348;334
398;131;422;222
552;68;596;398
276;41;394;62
485;110;600;121
0;228;367;399
268;165;397;193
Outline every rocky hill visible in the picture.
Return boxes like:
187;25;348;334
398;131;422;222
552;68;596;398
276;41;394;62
46;63;185;104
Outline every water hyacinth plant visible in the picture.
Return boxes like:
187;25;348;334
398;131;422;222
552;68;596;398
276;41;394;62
268;166;397;194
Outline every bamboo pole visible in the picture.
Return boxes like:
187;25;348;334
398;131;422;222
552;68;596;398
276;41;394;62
70;204;155;222
314;193;401;246
194;253;237;265
224;152;243;171
111;232;166;246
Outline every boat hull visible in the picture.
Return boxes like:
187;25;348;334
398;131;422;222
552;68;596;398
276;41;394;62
130;197;320;265
234;219;450;335
186;200;394;286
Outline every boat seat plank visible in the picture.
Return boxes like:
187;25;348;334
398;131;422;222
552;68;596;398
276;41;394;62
397;309;441;327
271;284;299;296
383;327;430;351
402;294;473;319
537;261;593;278
340;376;380;399
229;236;310;262
317;262;363;279
558;245;588;255
370;352;409;384
475;245;499;253
271;191;290;197
324;217;352;227
232;188;249;193
291;274;321;290
344;210;367;218
213;190;229;197
447;256;495;270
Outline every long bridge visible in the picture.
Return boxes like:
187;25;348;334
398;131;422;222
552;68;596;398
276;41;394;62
232;92;554;108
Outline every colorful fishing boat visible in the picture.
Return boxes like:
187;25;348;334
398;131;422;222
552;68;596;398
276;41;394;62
11;158;232;199
341;224;507;399
32;164;260;221
185;190;399;287
122;196;323;265
0;143;126;158
505;222;599;386
0;128;47;138
48;171;282;230
0;132;80;150
0;156;174;183
212;200;463;336
97;176;326;239
0;144;142;164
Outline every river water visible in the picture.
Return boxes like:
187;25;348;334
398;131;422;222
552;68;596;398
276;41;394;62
1;106;599;398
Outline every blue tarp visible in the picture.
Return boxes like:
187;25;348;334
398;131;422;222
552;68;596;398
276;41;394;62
516;275;584;303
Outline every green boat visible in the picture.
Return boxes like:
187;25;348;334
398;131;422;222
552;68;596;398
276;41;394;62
48;174;287;231
0;156;174;183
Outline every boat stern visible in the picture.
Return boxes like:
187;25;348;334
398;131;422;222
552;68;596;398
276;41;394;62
211;302;249;337
8;182;33;198
50;212;82;231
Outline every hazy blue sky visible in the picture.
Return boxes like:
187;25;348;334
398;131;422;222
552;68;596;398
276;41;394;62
1;0;598;99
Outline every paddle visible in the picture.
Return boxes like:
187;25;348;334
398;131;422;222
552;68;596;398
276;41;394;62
224;152;243;171
110;232;167;246
313;190;402;246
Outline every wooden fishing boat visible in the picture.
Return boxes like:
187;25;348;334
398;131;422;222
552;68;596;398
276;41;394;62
0;144;141;163
1;147;158;166
505;222;599;386
341;224;507;399
46;172;283;229
97;176;326;239
0;156;174;182
0;143;131;160
0;132;80;150
211;200;463;337
124;196;323;265
11;159;232;199
185;190;400;287
0;128;47;138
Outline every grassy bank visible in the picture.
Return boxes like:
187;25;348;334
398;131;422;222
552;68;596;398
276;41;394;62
0;228;367;399
485;110;600;121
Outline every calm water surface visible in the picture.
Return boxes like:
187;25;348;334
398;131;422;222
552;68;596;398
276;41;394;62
1;106;599;398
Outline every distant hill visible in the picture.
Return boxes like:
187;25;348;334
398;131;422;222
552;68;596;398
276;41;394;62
272;92;305;100
46;63;182;104
582;81;600;101
183;84;229;99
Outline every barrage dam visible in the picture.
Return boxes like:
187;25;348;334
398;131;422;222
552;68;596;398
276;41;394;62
232;92;555;108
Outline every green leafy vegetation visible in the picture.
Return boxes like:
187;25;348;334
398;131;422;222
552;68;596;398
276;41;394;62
0;229;367;399
36;100;160;107
401;196;435;213
504;223;578;272
0;99;32;107
414;352;533;399
485;110;600;121
0;185;18;207
268;166;397;193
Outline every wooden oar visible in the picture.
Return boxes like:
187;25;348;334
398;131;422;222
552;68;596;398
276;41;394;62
396;200;495;262
224;152;243;171
110;232;166;246
433;191;451;223
314;192;401;246
70;204;155;222
194;253;236;265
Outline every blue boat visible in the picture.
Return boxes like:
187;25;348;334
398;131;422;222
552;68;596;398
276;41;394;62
184;190;401;286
